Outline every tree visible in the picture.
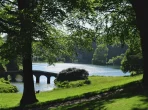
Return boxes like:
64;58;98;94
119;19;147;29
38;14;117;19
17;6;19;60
129;0;148;87
92;44;108;65
121;48;143;75
107;45;127;61
0;0;95;105
93;0;148;87
2;35;20;71
120;33;143;75
17;0;40;105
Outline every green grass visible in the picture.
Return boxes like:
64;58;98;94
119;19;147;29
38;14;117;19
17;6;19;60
51;80;148;110
0;93;22;109
51;94;148;110
0;75;143;109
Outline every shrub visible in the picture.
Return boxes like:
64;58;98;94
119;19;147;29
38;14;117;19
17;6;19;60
55;79;91;88
121;48;143;75
84;79;91;84
0;78;10;84
56;67;89;81
0;78;18;93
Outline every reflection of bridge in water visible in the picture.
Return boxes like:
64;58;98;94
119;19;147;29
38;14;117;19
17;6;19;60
3;70;58;84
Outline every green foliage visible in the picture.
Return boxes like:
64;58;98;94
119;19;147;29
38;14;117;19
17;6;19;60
56;67;89;81
92;0;142;72
121;47;143;75
0;0;96;65
107;54;124;66
0;37;9;70
0;78;10;84
107;45;127;60
58;0;94;13
0;78;18;93
92;0;140;68
94;0;138;45
92;44;108;65
55;79;91;88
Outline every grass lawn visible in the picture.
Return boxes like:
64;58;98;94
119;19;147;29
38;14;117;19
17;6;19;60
51;92;148;110
0;74;144;109
51;81;148;110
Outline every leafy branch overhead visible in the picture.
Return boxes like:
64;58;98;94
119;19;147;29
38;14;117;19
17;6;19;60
0;0;96;61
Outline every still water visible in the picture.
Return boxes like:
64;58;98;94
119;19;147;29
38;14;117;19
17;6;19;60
11;63;130;93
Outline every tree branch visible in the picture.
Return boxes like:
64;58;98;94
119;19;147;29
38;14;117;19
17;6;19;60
1;0;17;5
0;22;19;35
0;2;18;15
0;17;20;26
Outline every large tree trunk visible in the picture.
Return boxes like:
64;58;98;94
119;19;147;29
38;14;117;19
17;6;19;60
130;0;148;87
17;0;38;105
20;39;38;105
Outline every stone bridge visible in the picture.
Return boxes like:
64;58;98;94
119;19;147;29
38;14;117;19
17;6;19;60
1;70;58;84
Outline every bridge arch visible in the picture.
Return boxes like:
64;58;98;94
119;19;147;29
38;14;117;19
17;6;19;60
15;74;23;82
50;76;56;86
40;75;47;83
33;75;36;83
33;74;41;83
33;75;48;83
6;73;23;82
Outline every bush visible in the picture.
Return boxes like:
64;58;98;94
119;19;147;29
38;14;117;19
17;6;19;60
121;48;143;75
0;78;18;93
56;67;89;81
0;78;10;84
55;79;91;88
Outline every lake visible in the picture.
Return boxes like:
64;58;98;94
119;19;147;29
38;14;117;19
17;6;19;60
11;63;130;93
